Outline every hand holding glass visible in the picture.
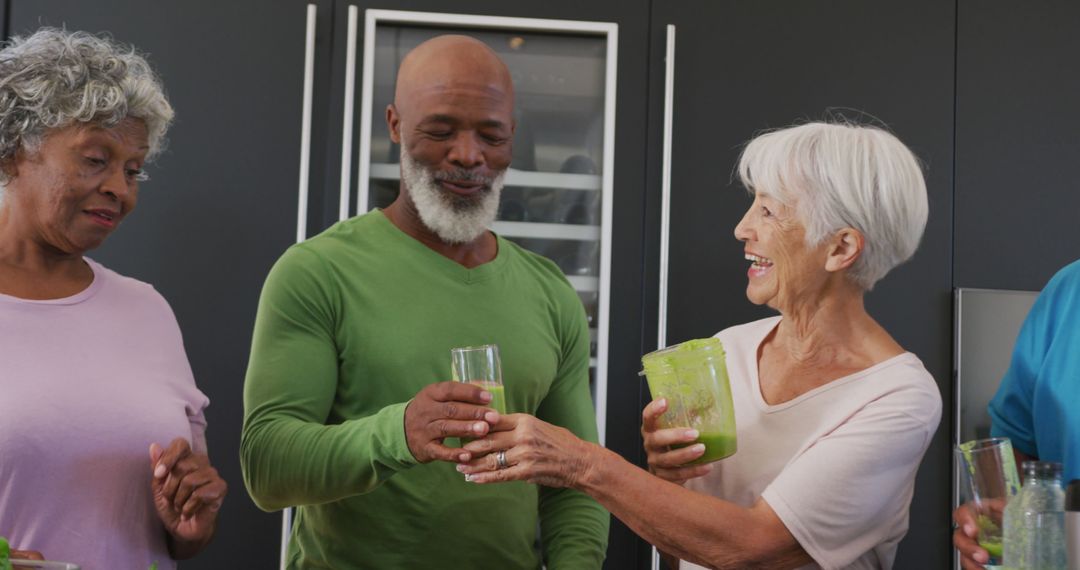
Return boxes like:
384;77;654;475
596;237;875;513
956;437;1021;564
450;344;506;414
640;338;737;465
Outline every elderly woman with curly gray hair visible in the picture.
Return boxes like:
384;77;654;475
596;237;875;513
0;29;226;568
457;121;942;569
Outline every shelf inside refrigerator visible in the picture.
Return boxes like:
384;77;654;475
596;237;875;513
368;162;601;191
504;237;599;281
565;275;599;292
491;221;599;241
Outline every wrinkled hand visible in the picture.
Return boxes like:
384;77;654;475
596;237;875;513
10;548;45;561
150;438;227;545
953;501;994;569
456;414;597;488
404;382;500;464
642;398;712;484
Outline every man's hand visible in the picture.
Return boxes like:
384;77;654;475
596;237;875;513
404;382;500;463
642;399;713;484
150;438;227;557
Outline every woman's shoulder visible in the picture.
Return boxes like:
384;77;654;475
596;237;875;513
86;258;176;315
878;352;939;391
1048;257;1080;286
1038;258;1080;307
862;352;943;422
714;315;781;347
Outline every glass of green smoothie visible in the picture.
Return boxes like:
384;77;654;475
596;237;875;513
956;437;1020;565
451;344;507;415
641;338;737;465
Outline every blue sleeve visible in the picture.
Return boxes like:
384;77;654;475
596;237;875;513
988;305;1043;457
988;260;1080;458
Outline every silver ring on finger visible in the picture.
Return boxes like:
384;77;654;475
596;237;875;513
496;450;509;470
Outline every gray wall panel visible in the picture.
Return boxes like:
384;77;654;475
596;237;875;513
956;1;1080;290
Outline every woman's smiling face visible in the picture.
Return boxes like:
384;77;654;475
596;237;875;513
733;192;831;311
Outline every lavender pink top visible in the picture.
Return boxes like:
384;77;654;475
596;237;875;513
0;258;209;570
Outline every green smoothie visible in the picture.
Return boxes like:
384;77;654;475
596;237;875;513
979;538;1003;560
472;382;506;414
676;432;738;465
459;382;505;447
641;338;737;466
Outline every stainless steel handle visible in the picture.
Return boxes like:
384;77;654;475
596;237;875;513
295;4;317;243
657;24;676;352
338;5;359;221
281;502;293;570
356;10;377;214
653;25;676;570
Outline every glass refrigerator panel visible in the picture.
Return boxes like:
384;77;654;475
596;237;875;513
363;21;610;365
368;25;606;178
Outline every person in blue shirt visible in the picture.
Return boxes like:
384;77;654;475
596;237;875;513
953;258;1080;569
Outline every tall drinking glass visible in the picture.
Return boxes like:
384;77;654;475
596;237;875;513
956;437;1021;565
450;344;506;414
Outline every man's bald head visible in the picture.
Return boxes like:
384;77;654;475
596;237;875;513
393;35;514;114
384;35;515;246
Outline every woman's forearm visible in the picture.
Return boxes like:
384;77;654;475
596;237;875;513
576;445;803;569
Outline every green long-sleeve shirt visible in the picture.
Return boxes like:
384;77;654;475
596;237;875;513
241;210;609;569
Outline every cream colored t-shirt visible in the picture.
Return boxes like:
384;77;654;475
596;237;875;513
680;317;941;570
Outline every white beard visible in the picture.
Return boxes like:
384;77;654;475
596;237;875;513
400;147;505;244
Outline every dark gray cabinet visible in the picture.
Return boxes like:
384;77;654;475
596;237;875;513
643;2;956;568
955;0;1080;290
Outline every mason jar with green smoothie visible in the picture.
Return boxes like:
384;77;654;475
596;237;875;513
641;337;737;465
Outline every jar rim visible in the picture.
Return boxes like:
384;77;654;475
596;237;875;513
642;337;725;364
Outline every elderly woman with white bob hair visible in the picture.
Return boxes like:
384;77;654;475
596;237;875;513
0;29;225;568
457;121;942;569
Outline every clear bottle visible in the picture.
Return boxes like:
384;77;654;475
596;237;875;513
1003;461;1067;569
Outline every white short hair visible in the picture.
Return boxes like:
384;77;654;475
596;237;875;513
736;121;928;290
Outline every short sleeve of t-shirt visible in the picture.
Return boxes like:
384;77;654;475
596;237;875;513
761;378;939;569
989;259;1080;480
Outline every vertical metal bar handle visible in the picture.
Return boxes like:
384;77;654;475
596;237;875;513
285;7;318;565
338;6;359;221
356;11;378;214
653;24;676;570
952;289;963;570
594;22;618;447
657;23;676;353
295;4;317;244
280;504;293;570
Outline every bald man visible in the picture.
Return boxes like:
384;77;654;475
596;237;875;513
240;35;609;568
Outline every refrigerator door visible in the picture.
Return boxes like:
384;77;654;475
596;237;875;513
954;288;1038;443
350;10;617;442
953;287;1039;570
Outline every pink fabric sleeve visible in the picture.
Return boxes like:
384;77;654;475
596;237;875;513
760;388;939;569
